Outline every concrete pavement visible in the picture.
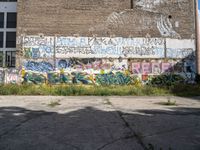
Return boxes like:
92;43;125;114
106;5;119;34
0;96;199;150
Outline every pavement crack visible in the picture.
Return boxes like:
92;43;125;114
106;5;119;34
117;111;148;150
102;98;148;150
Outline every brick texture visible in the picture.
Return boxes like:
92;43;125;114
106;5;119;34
17;0;195;38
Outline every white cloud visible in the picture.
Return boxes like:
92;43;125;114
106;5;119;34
198;10;200;24
198;10;200;20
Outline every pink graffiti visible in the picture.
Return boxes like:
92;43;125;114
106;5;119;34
132;63;141;74
6;74;18;83
142;63;151;75
132;62;174;74
162;63;173;73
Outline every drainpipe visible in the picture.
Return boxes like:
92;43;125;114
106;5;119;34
195;0;200;75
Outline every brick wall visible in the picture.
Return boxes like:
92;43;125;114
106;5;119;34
17;0;195;38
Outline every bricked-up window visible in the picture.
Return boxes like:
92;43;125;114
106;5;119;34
0;52;3;67
6;51;15;67
0;13;4;28
7;13;17;28
6;32;16;48
0;32;3;48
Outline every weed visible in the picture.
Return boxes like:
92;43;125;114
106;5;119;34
158;97;177;106
47;100;61;108
103;98;112;105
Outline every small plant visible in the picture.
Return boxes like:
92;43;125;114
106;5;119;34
158;97;177;106
103;98;112;105
47;100;61;107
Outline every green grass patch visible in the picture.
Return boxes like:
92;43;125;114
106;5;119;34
169;84;200;97
0;84;199;96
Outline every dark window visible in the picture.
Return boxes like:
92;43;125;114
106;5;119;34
0;0;17;1
6;12;17;28
0;52;3;67
6;32;16;48
0;32;3;48
130;0;133;9
6;51;15;67
0;13;4;28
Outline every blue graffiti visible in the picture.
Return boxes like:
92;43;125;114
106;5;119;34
56;37;88;47
96;72;132;85
25;61;54;72
58;59;72;69
39;46;53;58
47;73;69;84
32;48;40;59
71;72;90;84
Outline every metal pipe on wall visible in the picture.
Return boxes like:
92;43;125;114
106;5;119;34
195;0;200;75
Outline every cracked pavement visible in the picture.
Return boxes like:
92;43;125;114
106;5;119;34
0;96;200;150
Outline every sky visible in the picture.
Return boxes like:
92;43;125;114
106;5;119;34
199;0;200;12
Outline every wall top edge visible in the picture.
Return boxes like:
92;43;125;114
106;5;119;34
19;35;195;40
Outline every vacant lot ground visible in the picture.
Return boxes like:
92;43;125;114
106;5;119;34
0;96;199;150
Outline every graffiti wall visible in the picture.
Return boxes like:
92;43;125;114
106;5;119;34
0;69;19;84
4;69;19;84
23;36;54;59
0;69;5;84
18;36;197;85
55;37;165;58
166;39;195;58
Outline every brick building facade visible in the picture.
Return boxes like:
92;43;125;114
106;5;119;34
0;0;199;84
17;0;195;38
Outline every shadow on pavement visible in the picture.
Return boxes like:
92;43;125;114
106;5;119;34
0;106;199;150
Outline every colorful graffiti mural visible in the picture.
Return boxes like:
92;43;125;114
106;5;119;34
55;58;128;71
22;71;135;85
20;57;196;85
96;72;133;85
149;74;185;86
23;36;54;59
23;72;46;84
14;36;197;85
0;61;196;86
0;69;20;84
55;37;165;58
131;61;195;75
24;61;54;72
22;36;195;60
5;69;19;84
